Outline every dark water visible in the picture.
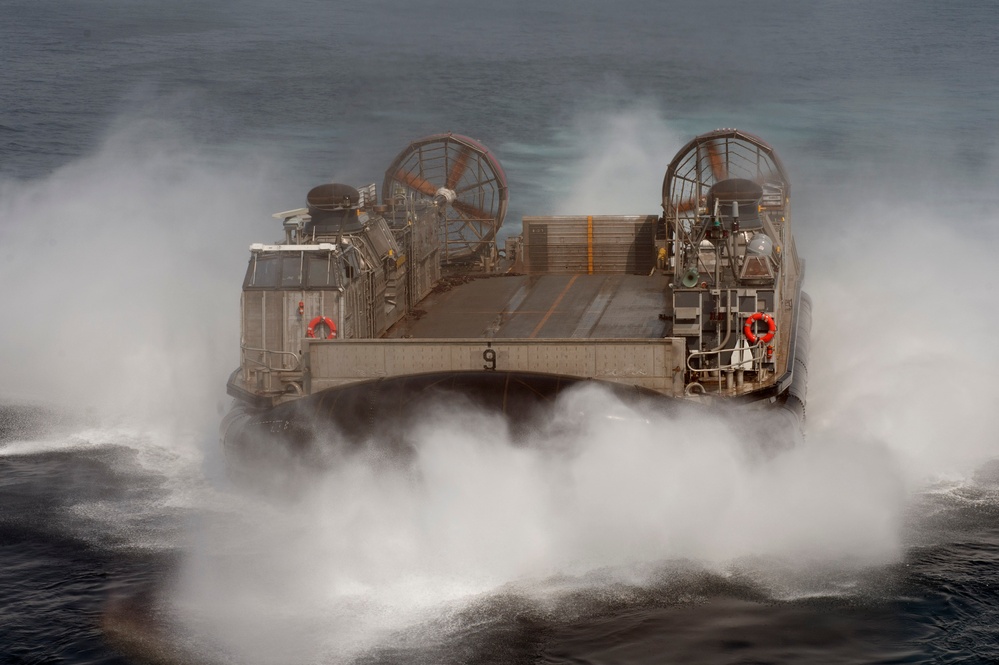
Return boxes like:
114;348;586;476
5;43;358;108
3;1;999;662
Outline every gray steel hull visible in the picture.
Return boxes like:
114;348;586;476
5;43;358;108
221;291;809;482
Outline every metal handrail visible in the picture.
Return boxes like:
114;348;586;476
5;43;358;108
241;346;302;372
686;344;765;374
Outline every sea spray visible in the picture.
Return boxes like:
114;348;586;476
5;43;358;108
0;107;286;431
168;382;906;663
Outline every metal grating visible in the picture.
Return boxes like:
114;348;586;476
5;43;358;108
522;216;658;275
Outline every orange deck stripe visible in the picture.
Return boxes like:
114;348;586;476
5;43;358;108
529;275;578;338
587;215;593;274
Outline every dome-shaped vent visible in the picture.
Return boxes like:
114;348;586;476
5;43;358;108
306;183;362;234
706;178;763;229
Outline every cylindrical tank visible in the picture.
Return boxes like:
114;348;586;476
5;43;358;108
306;183;363;234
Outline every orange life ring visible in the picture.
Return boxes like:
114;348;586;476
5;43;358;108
306;316;337;339
743;312;776;344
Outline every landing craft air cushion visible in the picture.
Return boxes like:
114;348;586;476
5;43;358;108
221;129;810;465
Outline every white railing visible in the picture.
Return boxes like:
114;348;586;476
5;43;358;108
685;345;772;394
686;344;765;374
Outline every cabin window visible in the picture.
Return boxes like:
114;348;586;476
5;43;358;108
245;252;344;290
242;257;256;288
306;255;337;288
244;255;281;288
281;254;303;287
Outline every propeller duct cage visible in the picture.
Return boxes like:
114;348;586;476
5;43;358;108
661;129;790;287
383;133;509;264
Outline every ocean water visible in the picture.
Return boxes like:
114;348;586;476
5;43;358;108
2;0;999;662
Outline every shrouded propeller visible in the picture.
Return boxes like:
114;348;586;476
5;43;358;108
670;138;731;215
383;133;508;263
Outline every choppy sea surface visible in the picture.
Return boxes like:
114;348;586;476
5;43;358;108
2;1;999;662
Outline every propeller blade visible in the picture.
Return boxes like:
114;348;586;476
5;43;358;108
446;147;472;190
391;169;438;197
706;140;727;181
674;197;699;214
452;199;492;221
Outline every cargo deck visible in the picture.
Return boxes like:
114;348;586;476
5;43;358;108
385;273;672;340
